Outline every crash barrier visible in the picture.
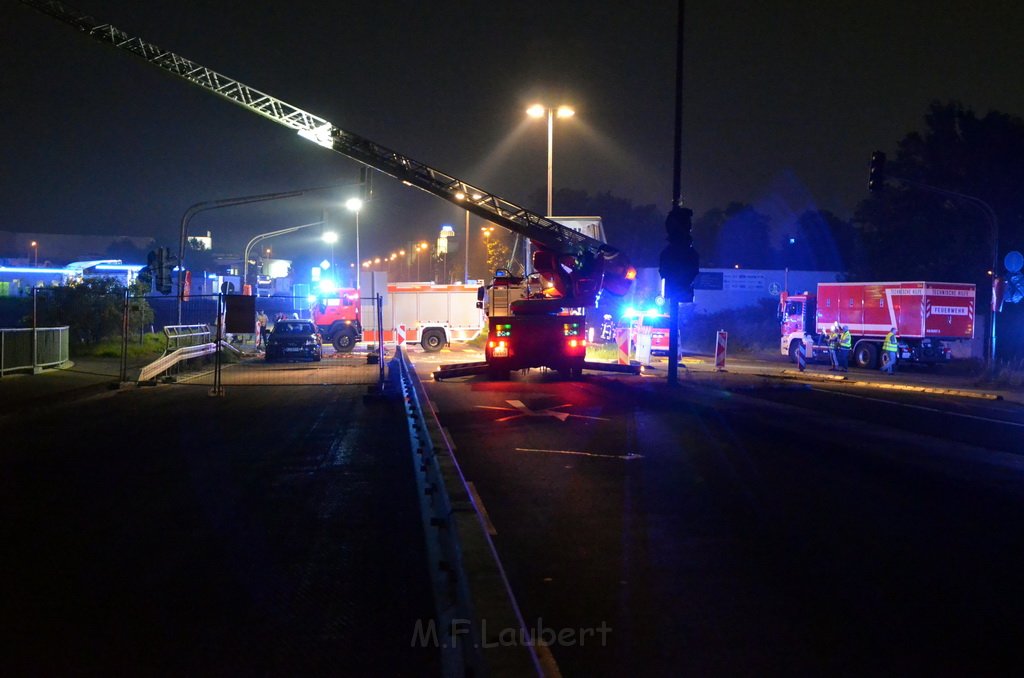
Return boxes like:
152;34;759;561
393;347;541;677
0;326;70;376
138;324;221;382
162;324;211;355
139;340;242;382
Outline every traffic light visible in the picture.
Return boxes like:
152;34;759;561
155;247;172;295
868;151;887;191
659;205;701;302
137;250;156;291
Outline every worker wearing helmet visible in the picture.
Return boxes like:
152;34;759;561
826;324;840;371
881;327;899;375
838;325;852;372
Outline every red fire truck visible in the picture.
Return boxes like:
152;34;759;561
780;281;976;368
29;3;633;377
312;282;484;352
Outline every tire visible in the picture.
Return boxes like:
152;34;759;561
486;365;509;380
853;341;878;369
420;329;445;353
333;330;356;353
788;339;803;364
880;351;896;371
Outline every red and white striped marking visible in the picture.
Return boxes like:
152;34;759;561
715;330;728;371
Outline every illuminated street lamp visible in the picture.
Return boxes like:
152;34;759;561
526;103;574;217
525;103;574;273
29;240;38;267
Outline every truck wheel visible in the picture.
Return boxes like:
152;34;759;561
853;341;878;369
788;339;803;364
333;330;356;353
421;329;445;353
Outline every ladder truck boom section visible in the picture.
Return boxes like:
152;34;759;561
21;0;635;307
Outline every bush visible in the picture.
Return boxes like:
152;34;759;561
979;358;1024;388
75;332;166;359
679;298;780;355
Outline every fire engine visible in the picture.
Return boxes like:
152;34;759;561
780;281;976;368
23;0;636;378
312;282;483;352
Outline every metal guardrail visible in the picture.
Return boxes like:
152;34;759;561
0;326;71;376
162;324;211;355
392;347;542;676
139;339;240;382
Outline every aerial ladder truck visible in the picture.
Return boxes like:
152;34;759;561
21;0;637;378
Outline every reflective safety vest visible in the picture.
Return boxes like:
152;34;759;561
840;330;852;349
883;332;898;352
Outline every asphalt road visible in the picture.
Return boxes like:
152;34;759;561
417;351;1024;676
1;374;437;676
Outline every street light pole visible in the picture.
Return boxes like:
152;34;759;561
242;220;325;290
346;197;364;291
526;103;574;276
546;107;554;217
176;181;356;324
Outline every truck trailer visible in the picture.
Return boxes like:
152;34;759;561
312;282;484;352
780;281;976;368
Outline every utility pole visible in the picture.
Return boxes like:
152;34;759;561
660;0;700;385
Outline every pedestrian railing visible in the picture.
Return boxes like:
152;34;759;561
0;326;71;377
161;324;212;356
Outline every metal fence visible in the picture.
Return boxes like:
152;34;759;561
0;326;70;376
13;285;387;389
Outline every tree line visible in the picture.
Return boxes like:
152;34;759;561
535;101;1023;290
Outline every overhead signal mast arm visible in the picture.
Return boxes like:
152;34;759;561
20;0;629;281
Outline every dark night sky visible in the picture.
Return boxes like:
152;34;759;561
3;0;1023;267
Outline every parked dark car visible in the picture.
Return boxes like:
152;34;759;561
265;319;322;362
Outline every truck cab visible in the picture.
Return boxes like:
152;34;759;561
311;289;362;352
779;292;816;361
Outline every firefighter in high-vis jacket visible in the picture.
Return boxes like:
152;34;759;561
881;327;899;375
838;325;852;372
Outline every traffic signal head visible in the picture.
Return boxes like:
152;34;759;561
868;151;887;191
155;247;172;294
664;204;694;245
659;241;700;303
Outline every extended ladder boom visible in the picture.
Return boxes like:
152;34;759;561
22;0;631;279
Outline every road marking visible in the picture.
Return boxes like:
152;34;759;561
476;400;609;422
515;447;643;461
811;387;1024;428
466;481;497;535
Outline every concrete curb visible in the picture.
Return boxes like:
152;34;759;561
774;369;1003;400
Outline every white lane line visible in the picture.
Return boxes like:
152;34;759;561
515;448;644;461
466;481;498;536
811;387;1024;428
